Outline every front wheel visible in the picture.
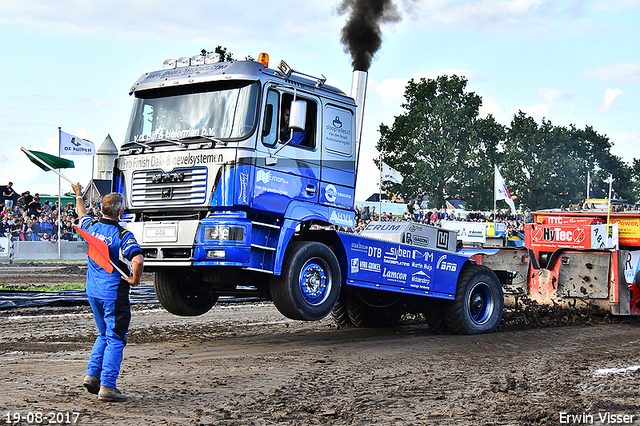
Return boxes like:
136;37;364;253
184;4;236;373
154;269;218;316
445;264;504;334
270;241;341;321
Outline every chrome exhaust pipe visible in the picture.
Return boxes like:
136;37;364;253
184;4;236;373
351;70;368;186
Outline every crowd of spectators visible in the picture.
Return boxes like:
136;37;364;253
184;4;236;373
0;182;101;242
2;181;528;242
350;202;528;237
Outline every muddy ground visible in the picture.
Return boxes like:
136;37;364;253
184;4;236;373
1;263;640;425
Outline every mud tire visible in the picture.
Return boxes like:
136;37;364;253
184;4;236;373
424;298;449;334
331;296;352;327
345;288;402;328
270;241;341;321
445;264;503;335
155;270;217;316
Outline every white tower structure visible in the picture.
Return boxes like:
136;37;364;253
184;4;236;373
96;134;118;180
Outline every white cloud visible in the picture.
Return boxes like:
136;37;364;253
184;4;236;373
594;0;640;12
585;62;640;83
373;68;485;106
511;104;552;122
602;88;623;111
609;131;640;163
429;0;544;26
0;1;339;44
479;97;510;124
372;78;408;106
536;87;570;104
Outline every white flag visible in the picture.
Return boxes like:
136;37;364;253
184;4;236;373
495;165;516;215
381;162;403;184
60;131;95;156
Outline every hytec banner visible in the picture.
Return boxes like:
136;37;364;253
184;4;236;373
60;131;95;156
381;162;403;184
525;223;619;250
494;165;516;216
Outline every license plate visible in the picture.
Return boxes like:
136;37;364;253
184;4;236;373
144;224;178;243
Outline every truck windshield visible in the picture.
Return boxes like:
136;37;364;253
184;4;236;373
124;80;259;146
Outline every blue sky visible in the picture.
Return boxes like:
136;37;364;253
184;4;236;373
1;0;638;201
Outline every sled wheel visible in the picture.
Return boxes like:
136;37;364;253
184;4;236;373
154;269;217;316
331;297;352;327
270;241;341;321
445;264;504;335
345;288;402;328
423;298;449;335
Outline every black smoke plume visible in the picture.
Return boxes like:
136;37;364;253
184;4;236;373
337;0;402;71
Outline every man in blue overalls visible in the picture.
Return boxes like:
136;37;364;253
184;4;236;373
72;183;144;402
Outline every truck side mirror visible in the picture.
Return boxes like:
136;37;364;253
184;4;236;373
289;100;306;131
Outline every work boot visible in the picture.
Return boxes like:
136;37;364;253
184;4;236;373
83;375;100;395
98;386;128;402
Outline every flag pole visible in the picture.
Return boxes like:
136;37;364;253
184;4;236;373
379;160;382;219
493;165;497;213
586;171;590;199
57;127;62;259
607;174;613;227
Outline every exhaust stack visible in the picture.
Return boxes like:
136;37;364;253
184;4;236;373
351;70;368;185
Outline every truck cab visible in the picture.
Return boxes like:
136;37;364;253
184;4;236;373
114;54;360;316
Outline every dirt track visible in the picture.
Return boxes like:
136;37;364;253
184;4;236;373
1;263;640;425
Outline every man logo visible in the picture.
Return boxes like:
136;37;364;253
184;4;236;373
162;187;173;199
152;172;185;184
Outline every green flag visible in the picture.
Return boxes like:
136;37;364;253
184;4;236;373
21;147;75;171
21;146;76;185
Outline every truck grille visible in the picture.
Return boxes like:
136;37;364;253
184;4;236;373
131;167;208;206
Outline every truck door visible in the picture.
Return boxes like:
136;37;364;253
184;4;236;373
254;87;321;215
319;103;356;212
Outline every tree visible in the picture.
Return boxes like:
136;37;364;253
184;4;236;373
501;115;634;210
377;75;637;213
376;75;498;210
201;46;234;62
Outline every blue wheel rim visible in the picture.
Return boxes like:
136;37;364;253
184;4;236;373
298;257;332;306
468;281;494;325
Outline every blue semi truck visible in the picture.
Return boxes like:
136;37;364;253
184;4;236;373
113;52;506;334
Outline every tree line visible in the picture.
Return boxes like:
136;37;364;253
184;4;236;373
376;75;638;212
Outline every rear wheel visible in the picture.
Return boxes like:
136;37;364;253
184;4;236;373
423;298;449;334
345;288;403;328
445;264;504;334
154;269;218;316
270;241;341;321
331;297;352;327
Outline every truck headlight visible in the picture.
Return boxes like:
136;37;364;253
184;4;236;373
203;225;244;241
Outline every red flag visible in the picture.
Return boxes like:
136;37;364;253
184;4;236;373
73;225;114;273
